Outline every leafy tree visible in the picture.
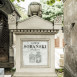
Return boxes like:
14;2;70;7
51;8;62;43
10;0;28;20
14;4;28;20
47;0;61;5
10;0;24;2
47;0;55;5
41;0;63;22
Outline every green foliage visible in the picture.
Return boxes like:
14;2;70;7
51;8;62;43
10;0;24;2
58;69;63;73
56;69;64;73
10;0;27;20
10;0;14;2
47;0;61;5
47;0;55;5
14;4;28;20
41;0;63;22
56;69;64;77
10;68;16;72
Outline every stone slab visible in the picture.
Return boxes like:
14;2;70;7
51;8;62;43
13;72;57;77
0;68;4;77
4;75;11;77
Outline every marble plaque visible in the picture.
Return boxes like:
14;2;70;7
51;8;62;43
22;41;48;66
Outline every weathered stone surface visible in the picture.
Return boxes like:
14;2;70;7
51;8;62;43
64;0;77;77
64;67;75;77
28;2;42;17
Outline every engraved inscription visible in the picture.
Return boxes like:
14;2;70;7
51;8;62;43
23;41;48;66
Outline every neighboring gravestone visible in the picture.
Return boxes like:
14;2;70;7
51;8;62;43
0;68;4;77
8;2;61;77
0;0;20;68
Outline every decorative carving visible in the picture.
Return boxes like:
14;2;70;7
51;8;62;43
8;14;16;24
11;29;58;32
28;2;42;17
29;52;41;63
36;52;41;63
10;29;59;35
29;53;35;63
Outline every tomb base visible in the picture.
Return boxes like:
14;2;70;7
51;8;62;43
13;72;57;77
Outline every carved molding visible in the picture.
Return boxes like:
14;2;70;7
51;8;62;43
10;29;59;35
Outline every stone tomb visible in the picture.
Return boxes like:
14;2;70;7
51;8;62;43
8;15;60;77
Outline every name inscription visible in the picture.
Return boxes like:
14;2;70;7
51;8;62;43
24;45;46;48
22;41;48;66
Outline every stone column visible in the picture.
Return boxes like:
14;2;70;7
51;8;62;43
9;31;13;57
8;13;16;58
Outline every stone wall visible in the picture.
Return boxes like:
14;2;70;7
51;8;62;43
64;0;77;77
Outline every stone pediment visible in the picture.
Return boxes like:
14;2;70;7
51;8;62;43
17;15;53;29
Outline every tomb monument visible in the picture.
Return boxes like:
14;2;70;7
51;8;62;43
8;2;60;77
